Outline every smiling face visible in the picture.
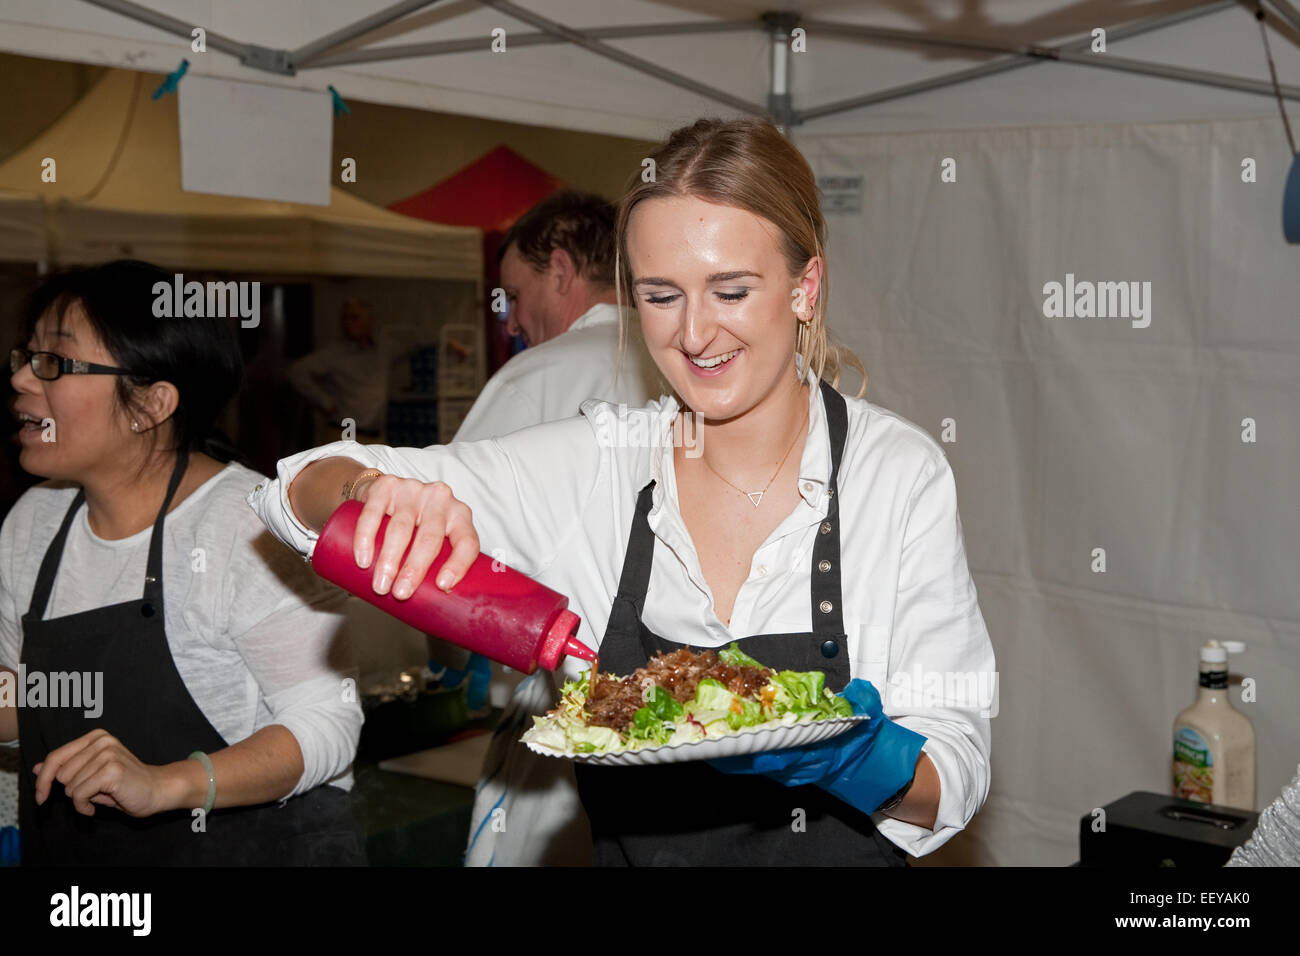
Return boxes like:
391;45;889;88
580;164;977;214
626;195;821;422
10;301;137;481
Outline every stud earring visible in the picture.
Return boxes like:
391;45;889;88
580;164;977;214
131;421;140;432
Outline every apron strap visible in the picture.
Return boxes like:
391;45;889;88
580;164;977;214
144;447;190;606
26;488;88;620
606;480;657;644
26;448;191;619
810;380;849;639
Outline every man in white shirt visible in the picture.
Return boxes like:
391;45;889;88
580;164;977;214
446;191;658;866
454;191;659;439
288;299;393;445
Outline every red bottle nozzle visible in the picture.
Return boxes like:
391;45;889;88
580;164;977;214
563;635;596;663
538;609;593;670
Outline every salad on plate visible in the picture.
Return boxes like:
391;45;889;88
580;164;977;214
521;642;857;756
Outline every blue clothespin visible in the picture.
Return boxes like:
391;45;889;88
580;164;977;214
152;59;189;99
1284;153;1300;243
328;85;350;117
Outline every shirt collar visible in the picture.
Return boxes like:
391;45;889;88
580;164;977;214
648;361;832;517
567;302;625;333
794;363;833;510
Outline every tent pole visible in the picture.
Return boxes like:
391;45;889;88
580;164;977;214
1052;49;1300;100
290;0;449;68
306;21;759;68
479;0;768;116
800;20;1037;57
1265;0;1300;36
78;0;247;58
763;12;799;132
800;0;1236;121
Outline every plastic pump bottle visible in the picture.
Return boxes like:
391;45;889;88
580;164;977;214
1172;640;1255;810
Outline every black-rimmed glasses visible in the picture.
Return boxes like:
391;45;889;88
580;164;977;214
10;348;135;382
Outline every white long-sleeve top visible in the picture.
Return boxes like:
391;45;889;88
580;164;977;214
247;366;996;856
0;463;363;797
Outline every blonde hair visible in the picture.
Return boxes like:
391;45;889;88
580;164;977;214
613;117;866;399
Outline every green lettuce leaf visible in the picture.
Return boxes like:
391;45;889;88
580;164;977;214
717;642;764;669
646;685;684;720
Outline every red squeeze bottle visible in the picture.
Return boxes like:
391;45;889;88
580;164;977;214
310;499;595;673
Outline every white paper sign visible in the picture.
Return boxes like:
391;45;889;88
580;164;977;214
179;75;332;206
817;175;863;214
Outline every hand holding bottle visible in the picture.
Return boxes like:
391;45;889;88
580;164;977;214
349;473;481;600
286;456;481;602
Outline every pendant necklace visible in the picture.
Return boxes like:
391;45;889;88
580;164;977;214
701;402;809;508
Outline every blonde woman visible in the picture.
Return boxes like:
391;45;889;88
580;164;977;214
251;118;994;866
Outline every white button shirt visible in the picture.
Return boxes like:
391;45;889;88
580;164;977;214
454;303;659;441
247;365;995;857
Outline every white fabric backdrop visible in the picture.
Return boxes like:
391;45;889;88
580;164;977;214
797;118;1300;866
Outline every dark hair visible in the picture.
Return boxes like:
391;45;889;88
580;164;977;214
18;259;248;466
497;189;617;287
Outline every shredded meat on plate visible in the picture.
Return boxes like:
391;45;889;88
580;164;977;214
582;648;771;732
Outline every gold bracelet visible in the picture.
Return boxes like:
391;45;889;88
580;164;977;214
343;469;384;501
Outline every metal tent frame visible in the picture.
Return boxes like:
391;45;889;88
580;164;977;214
78;0;1300;129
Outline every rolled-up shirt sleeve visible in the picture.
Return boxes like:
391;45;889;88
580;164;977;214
873;452;995;857
246;417;601;578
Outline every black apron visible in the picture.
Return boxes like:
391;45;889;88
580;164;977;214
17;449;367;866
574;379;908;866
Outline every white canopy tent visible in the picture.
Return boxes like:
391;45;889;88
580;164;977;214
1;1;1299;136
1;2;1297;867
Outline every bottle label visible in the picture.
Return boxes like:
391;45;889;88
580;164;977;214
1198;668;1228;689
1173;727;1213;803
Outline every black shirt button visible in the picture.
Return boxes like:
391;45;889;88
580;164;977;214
820;639;839;658
141;603;155;618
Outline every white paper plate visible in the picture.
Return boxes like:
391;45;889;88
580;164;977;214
523;714;869;766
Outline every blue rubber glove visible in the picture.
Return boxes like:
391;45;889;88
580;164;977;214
429;653;492;712
0;826;18;867
708;679;927;817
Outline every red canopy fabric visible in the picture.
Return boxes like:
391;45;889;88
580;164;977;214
388;144;563;232
389;145;566;374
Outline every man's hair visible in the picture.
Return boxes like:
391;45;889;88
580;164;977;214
497;189;616;287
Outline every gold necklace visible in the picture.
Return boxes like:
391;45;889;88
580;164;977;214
701;402;809;507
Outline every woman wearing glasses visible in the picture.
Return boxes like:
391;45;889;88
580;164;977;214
0;260;366;865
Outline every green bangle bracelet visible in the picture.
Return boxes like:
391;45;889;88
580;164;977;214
187;750;216;814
